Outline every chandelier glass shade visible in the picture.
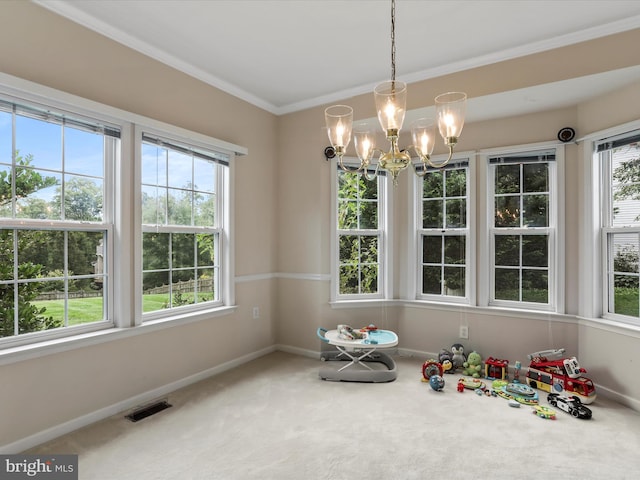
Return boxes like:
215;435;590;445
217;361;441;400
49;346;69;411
324;0;467;185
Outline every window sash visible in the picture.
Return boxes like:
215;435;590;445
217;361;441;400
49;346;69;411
333;164;386;301
417;161;470;301
488;151;556;310
601;131;640;322
140;132;227;317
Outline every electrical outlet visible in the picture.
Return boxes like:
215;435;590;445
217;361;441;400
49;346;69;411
252;307;260;319
459;325;469;339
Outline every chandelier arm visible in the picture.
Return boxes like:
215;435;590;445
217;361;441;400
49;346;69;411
338;155;368;174
423;145;454;168
362;162;381;182
411;159;429;177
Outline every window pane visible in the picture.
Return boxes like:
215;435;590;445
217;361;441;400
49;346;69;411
171;269;195;307
67;291;104;325
167;149;192;189
446;169;466;197
172;233;195;269
68;231;103;276
0;229;13;280
0;283;15;337
17;230;64;278
523;163;548;193
142;144;167;186
423;199;443;228
360;201;378;229
15;169;61;220
495;196;520;227
423;171;443;198
194;192;215;227
15;115;62;171
422;265;441;294
444;266;465;295
197;234;215;266
360;177;378;200
423;235;442;264
64;126;104;177
613;239;639;274
338;199;357;229
193;158;216;193
0;164;11;218
495;235;519;266
143;232;169;270
495;164;520;194
143;271;169;312
444;236;465;264
522;269;548;303
611;143;640;227
360;235;378;264
360;264;378;294
495;268;519;300
142;185;163;224
339;235;357;264
18;283;60;335
64;176;103;221
613;275;639;317
197;269;215;302
167;188;192;226
445;198;466;228
0;111;11;164
523;194;548;227
522;235;548;267
339;265;358;294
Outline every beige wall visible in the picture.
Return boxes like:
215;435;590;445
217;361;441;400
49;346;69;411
1;1;640;450
0;2;278;449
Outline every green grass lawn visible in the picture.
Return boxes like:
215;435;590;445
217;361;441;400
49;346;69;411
31;293;213;325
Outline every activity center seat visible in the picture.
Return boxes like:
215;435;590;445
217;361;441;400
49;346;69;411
316;326;398;383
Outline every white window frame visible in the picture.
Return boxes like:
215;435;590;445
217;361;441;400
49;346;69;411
135;125;235;324
0;89;122;348
0;72;244;356
480;143;565;312
411;152;475;305
597;127;640;325
330;159;392;304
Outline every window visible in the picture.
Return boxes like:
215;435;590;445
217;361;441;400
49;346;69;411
488;148;559;309
416;160;471;301
333;166;387;301
600;130;640;321
140;132;228;316
0;98;117;342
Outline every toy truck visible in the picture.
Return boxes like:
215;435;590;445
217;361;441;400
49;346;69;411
525;349;596;405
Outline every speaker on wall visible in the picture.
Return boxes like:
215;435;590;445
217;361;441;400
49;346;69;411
557;127;576;143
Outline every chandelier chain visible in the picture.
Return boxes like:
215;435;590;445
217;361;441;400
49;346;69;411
391;0;396;82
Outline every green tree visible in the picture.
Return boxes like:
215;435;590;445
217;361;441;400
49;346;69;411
0;155;60;337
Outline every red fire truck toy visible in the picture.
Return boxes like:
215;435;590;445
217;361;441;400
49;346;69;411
525;349;596;405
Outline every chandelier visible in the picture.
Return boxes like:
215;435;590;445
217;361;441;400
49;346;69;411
324;0;467;185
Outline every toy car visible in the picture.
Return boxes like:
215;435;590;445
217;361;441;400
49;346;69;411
533;405;556;419
547;393;593;419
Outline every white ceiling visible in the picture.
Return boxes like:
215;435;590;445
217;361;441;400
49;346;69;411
36;0;640;120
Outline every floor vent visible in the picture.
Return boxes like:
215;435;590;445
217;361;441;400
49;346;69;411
126;400;172;422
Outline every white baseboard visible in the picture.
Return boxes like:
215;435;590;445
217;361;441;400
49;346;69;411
2;345;277;454
275;344;318;359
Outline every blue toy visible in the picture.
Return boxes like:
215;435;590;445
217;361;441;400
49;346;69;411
429;375;445;391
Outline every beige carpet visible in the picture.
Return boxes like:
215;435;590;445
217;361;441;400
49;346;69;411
28;351;640;479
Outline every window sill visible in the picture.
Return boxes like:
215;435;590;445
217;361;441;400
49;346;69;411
0;305;237;366
578;316;640;338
